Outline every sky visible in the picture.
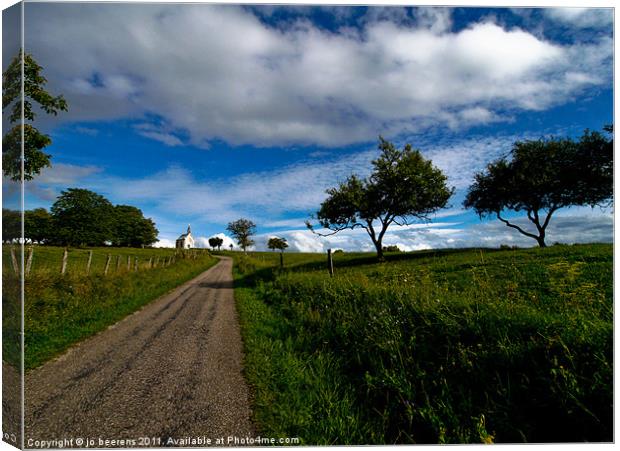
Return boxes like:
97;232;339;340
2;2;614;251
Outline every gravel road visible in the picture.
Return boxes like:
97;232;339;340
24;257;254;447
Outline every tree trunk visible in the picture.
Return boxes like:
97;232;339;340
373;239;385;261
537;233;546;248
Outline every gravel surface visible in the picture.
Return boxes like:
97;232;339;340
25;257;254;447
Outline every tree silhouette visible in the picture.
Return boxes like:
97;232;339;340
267;236;288;252
308;137;453;260
464;128;613;247
226;219;256;253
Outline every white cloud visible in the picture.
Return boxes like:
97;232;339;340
32;163;102;185
153;238;175;248
25;4;612;147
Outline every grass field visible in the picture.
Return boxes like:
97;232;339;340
230;244;613;444
2;245;216;369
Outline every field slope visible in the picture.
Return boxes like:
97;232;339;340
231;244;612;444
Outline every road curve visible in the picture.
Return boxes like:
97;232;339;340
25;257;254;446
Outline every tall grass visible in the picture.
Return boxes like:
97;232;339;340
2;246;217;369
233;244;612;444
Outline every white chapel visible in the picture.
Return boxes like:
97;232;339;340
175;225;195;249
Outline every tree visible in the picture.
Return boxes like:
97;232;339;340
208;236;224;251
2;209;21;243
307;137;453;260
24;208;52;244
464;128;613;247
112;205;158;247
2;50;68;181
51;188;115;247
267;237;288;252
226;218;256;253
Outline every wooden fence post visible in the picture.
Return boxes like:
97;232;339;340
327;249;334;277
127;256;131;271
10;246;19;276
26;247;34;275
86;250;93;274
116;255;121;271
155;257;160;267
148;257;153;269
61;248;68;275
104;254;111;275
134;257;139;271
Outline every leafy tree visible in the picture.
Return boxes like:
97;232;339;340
2;50;68;181
24;208;52;244
226;218;256;253
112;205;158;247
50;188;115;247
382;245;402;253
267;236;288;252
464;128;613;247
2;209;21;243
307;137;453;260
208;236;224;251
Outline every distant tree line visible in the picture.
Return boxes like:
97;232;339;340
3;188;158;247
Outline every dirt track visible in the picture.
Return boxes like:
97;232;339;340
24;257;254;447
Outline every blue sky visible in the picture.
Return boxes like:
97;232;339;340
3;3;614;251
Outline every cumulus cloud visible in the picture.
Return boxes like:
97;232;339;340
153;238;175;248
23;4;612;147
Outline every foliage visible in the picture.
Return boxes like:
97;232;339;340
232;245;612;444
464;128;613;247
50;188;115;246
2;50;68;181
19;193;159;247
267;236;288;252
382;245;401;252
2;209;21;243
25;208;53;244
112;205;158;247
227;218;256;252
2;246;215;369
208;236;224;250
308;137;453;259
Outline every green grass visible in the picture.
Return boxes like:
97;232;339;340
3;246;217;369
231;244;612;444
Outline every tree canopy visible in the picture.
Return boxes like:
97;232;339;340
51;188;116;247
464;128;613;247
227;218;256;253
208;236;224;251
308;137;453;259
267;236;288;252
25;208;53;244
43;189;159;247
2;51;68;181
112;205;159;248
2;209;21;243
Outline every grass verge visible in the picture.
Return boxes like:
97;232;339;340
233;244;612;444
